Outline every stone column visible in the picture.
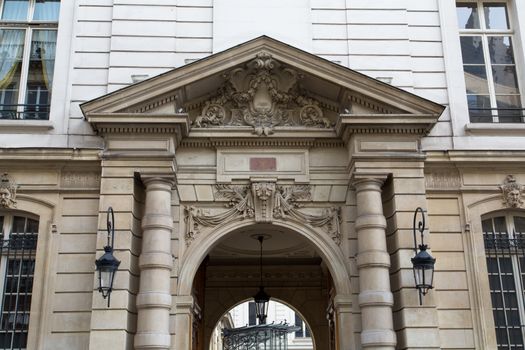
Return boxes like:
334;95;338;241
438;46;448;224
354;178;396;349
135;178;174;349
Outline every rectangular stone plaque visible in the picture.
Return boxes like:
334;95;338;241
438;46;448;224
250;157;277;171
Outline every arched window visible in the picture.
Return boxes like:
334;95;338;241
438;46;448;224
483;212;525;349
0;213;38;349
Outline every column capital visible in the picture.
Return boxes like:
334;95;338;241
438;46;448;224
350;172;389;189
141;174;176;189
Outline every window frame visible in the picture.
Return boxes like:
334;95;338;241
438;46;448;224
457;0;525;123
482;211;525;348
0;0;59;120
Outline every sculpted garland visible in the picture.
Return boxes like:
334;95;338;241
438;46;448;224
191;52;333;136
184;183;341;246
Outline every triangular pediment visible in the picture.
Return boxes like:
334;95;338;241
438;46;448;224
81;36;444;137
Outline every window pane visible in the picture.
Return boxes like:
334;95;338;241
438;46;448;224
497;95;523;123
496;95;522;109
26;219;38;234
457;3;480;29
464;65;489;94
0;0;29;21
492;66;520;95
489;37;515;64
33;0;60;21
460;36;485;64
11;217;25;234
483;218;495;233
514;217;525;233
484;3;509;29
509;328;523;345
468;94;492;122
494;216;508;234
0;29;25;119
24;30;57;120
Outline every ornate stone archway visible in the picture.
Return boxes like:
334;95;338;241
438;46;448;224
175;217;353;350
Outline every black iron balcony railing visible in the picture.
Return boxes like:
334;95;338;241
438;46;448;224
469;108;525;123
0;104;50;120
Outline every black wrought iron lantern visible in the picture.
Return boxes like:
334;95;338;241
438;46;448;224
411;207;436;304
254;235;270;324
95;207;120;307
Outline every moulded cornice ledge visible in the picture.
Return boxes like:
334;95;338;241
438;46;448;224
336;113;441;139
0;119;54;133
425;150;525;164
84;112;190;136
0;148;100;161
465;123;525;135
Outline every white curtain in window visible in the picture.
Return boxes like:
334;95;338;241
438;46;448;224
1;0;29;21
32;30;57;90
0;29;24;90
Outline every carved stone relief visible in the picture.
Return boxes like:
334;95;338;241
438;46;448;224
501;175;524;208
183;181;341;247
425;169;461;189
190;52;333;136
0;173;17;209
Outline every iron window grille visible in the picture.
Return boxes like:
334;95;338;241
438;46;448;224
0;215;38;350
483;213;525;349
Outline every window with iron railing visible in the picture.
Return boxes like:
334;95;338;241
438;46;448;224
483;213;525;349
0;214;38;350
457;2;524;123
0;0;60;120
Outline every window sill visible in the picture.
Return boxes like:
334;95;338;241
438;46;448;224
0;119;54;133
465;123;525;135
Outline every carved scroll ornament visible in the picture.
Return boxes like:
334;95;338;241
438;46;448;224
184;183;341;246
0;173;17;209
501;175;524;208
191;52;333;136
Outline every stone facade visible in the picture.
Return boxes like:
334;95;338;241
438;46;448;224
1;1;525;349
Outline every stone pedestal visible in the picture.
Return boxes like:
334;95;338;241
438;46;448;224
135;178;174;349
354;178;396;349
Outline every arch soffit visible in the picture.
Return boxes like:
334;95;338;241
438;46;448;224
177;218;352;296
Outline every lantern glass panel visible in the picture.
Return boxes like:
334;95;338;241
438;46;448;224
98;269;114;297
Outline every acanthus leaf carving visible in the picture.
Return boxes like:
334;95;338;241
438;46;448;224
501;175;524;208
190;52;333;135
183;183;341;247
0;173;17;209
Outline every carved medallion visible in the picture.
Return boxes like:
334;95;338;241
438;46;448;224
190;52;333;136
0;173;17;209
501;175;524;208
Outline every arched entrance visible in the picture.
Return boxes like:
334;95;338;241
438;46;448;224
175;221;353;350
210;299;315;350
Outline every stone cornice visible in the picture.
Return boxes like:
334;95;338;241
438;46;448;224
84;112;190;136
0;148;101;161
425;150;525;165
337;113;441;139
179;137;344;149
